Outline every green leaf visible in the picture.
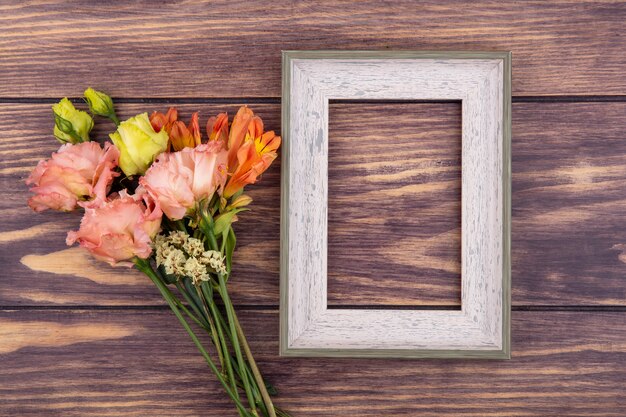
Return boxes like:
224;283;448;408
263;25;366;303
54;114;83;143
214;208;247;236
183;277;204;311
199;209;219;251
54;113;74;134
225;226;236;274
200;280;214;299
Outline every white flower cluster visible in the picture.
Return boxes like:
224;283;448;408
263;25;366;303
154;231;227;284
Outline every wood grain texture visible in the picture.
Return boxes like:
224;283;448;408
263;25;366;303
1;102;626;307
328;102;462;306
0;309;625;417
1;1;625;97
1;1;625;414
512;103;626;305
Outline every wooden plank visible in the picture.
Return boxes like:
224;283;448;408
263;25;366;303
1;102;625;306
512;103;626;305
0;309;625;416
0;103;281;306
328;102;462;306
0;1;625;97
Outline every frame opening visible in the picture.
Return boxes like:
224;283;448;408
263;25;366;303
326;100;462;310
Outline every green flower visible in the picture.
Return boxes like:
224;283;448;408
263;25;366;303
52;98;94;144
84;87;119;125
109;112;168;176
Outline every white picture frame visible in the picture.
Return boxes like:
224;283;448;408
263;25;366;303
280;51;511;358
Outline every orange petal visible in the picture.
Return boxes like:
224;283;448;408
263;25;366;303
228;106;254;169
169;121;193;151
257;131;281;153
248;116;264;139
207;112;229;143
165;107;178;125
150;107;179;135
149;112;168;132
189;112;201;146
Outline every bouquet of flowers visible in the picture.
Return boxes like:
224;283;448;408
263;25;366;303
26;88;290;417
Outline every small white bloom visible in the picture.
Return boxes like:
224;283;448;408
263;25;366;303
168;230;189;247
183;237;205;258
154;235;170;266
164;248;186;276
199;250;227;275
184;256;209;284
153;231;226;282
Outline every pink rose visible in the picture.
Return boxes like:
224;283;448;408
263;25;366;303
26;141;120;211
140;142;228;220
66;189;162;266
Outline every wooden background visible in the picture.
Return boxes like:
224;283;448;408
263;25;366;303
1;1;625;415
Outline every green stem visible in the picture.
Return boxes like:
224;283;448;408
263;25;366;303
194;284;226;372
172;295;208;330
232;312;277;417
180;280;265;417
134;259;253;417
199;213;219;251
151;271;207;330
211;303;268;413
198;282;243;417
207;231;219;251
176;219;187;232
110;113;120;126
180;282;257;417
221;234;227;253
218;273;258;416
174;281;210;329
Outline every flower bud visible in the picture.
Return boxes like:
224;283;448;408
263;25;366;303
52;98;93;144
84;87;118;124
214;210;239;235
219;196;228;211
228;194;253;209
54;114;74;135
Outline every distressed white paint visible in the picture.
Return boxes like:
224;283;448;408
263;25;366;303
281;51;510;358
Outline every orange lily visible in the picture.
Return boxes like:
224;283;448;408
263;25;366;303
149;107;201;151
223;130;281;198
206;106;265;171
150;107;177;134
205;105;280;198
169;112;201;151
206;112;229;143
226;106;254;169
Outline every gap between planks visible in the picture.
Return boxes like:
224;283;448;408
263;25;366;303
1;96;626;104
2;305;626;312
